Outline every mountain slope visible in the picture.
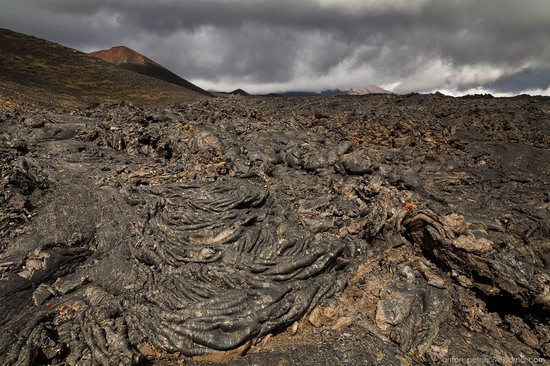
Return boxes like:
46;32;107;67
0;28;207;109
90;46;212;97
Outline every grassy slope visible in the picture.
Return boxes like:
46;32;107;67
0;28;207;109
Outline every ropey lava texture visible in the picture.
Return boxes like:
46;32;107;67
0;95;549;365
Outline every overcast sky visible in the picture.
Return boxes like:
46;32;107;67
1;0;550;95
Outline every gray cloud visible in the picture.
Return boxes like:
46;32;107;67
483;68;550;93
1;0;550;94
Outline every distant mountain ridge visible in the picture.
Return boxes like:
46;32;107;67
90;46;213;97
229;88;250;96
210;88;251;97
322;86;391;96
278;86;391;97
211;86;392;98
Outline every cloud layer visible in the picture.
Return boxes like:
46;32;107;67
1;0;550;94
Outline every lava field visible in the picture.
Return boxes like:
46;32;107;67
0;94;549;365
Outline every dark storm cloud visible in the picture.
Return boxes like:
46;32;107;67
484;68;550;93
1;0;549;94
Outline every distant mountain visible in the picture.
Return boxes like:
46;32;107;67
0;28;207;109
321;86;391;96
279;91;320;97
210;88;250;97
90;46;212;97
278;86;391;97
230;88;249;96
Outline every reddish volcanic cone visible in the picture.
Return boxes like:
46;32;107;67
90;46;161;67
90;46;212;97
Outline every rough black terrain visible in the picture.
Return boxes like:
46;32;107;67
0;94;549;365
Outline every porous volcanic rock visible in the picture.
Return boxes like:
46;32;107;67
0;94;549;365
